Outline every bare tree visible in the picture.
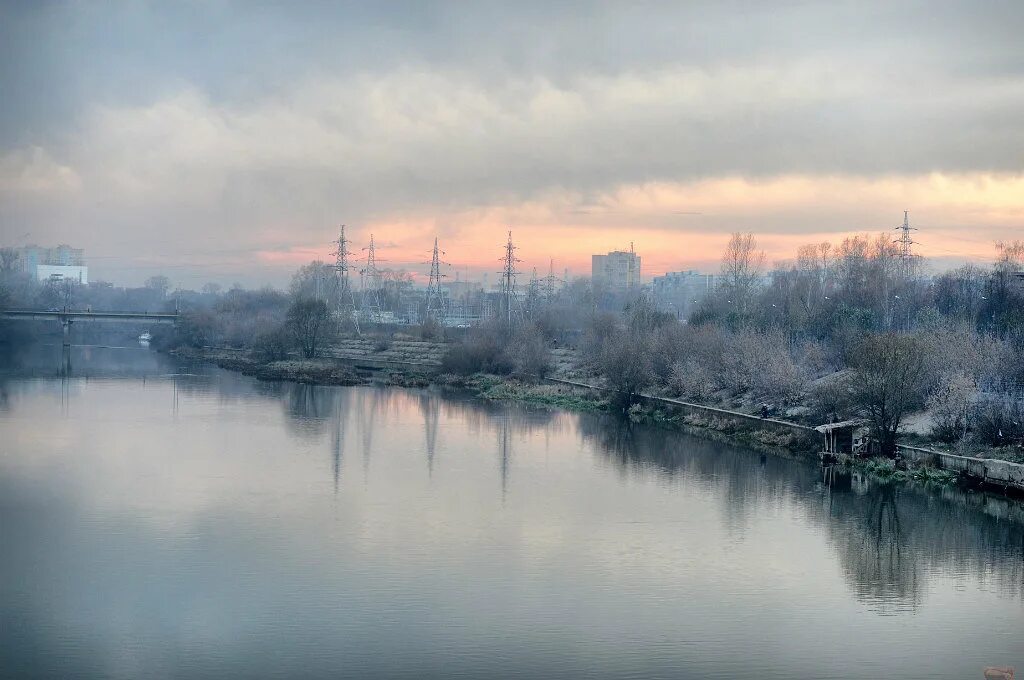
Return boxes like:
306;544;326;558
287;298;332;358
927;371;977;444
0;248;21;278
849;333;928;456
600;328;654;406
290;261;336;305
985;240;1024;337
720;232;765;317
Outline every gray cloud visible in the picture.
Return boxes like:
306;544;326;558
1;1;1022;284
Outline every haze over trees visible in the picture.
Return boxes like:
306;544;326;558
2;228;1021;457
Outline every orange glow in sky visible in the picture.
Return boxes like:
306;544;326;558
253;172;1023;283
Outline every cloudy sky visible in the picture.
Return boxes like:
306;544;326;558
1;1;1022;287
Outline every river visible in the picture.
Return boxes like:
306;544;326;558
1;344;1022;679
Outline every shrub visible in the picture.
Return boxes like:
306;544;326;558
973;392;1024;447
808;372;856;423
175;309;219;348
669;358;717;401
926;371;977;443
441;324;513;375
252;325;292;362
419;316;445;341
508;323;553;378
599;328;653;405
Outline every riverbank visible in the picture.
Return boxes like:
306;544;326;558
168;346;1020;495
170;346;436;388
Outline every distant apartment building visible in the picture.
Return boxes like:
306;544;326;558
652;270;717;318
18;244;88;284
592;248;641;293
441;279;483;301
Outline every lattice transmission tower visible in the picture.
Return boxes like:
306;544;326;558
332;224;360;334
425;237;448;323
894;210;918;275
497;231;522;330
542;258;563;302
361;234;385;324
525;266;541;319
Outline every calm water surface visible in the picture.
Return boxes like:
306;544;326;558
2;345;1023;679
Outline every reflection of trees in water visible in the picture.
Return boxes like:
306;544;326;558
282;383;341;440
578;414;1024;607
577;415;798;534
825;478;1024;607
830;483;922;611
434;393;563;439
266;382;1024;608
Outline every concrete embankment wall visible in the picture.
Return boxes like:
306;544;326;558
898;445;1024;491
545;377;1024;493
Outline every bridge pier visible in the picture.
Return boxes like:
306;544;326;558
61;318;72;347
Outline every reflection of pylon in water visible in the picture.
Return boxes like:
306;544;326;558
497;231;522;330
497;411;511;501
361;234;384;323
332;224;360;334
331;397;346;494
425;237;448;323
420;394;439;477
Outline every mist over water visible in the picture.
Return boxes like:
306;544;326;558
1;345;1022;679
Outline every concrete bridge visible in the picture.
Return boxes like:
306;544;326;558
2;308;179;345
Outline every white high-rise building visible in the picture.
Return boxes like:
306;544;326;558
592;248;641;293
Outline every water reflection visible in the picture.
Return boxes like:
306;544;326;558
331;391;349;493
419;393;439;477
2;344;1023;680
497;412;512;499
358;388;379;478
577;414;1024;608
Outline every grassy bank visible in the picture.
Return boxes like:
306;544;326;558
437;373;611;412
171;346;437;388
171;347;971;491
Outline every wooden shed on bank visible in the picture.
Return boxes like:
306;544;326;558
814;419;870;456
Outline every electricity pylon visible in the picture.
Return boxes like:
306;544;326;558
497;231;522;331
332;224;360;334
894;210;918;276
526;266;540;319
425;237;448;323
542;258;563;302
361;234;385;324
